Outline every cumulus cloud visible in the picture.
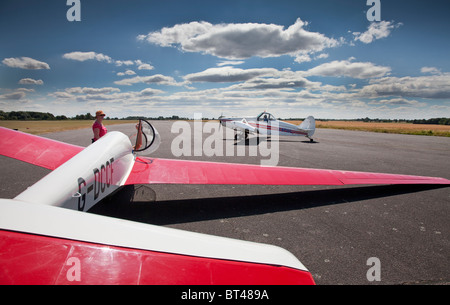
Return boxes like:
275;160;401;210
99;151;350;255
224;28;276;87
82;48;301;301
304;59;391;79
0;91;27;100
63;52;153;72
138;18;339;60
18;78;44;85
361;74;450;99
137;63;154;70
184;66;277;83
353;21;402;44
63;51;113;63
369;98;424;106
183;66;320;91
49;87;165;107
294;53;312;64
217;61;245;67
113;74;182;86
65;87;121;94
2;57;50;70
117;70;136;76
229;77;317;90
140;88;164;96
421;67;441;75
115;60;135;66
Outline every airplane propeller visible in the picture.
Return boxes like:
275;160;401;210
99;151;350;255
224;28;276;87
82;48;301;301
218;112;224;130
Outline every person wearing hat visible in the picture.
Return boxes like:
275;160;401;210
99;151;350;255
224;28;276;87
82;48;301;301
92;110;108;142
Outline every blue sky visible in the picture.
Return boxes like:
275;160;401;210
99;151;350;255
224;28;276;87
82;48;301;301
1;0;450;119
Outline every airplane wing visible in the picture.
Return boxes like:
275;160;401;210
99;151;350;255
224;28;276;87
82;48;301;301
125;156;450;186
225;118;257;133
0;126;83;170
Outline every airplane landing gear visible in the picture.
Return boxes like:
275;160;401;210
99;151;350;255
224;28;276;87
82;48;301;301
234;130;249;141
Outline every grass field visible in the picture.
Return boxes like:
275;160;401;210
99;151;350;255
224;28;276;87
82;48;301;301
1;119;449;137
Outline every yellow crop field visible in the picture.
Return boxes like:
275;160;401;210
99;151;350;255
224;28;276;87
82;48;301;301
1;119;449;137
285;120;450;137
0;120;136;135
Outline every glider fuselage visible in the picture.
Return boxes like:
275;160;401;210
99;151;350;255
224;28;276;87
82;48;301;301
15;131;134;211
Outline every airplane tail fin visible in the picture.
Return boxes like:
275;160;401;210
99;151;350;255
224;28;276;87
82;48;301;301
299;116;315;137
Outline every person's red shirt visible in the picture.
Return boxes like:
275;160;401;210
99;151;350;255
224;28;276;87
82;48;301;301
92;121;107;140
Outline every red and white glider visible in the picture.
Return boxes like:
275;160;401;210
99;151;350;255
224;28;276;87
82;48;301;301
0;124;449;285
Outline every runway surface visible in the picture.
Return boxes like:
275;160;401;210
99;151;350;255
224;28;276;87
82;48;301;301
1;121;449;284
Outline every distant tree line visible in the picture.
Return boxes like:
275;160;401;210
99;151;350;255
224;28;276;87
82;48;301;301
122;115;192;120
353;117;450;125
0;111;193;121
409;118;450;125
0;111;65;120
287;116;450;125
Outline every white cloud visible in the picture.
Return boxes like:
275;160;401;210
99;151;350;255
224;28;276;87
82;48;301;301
137;63;154;70
182;66;323;92
2;57;50;70
228;77;318;90
63;51;113;63
369;98;424;106
217;61;245;67
140;88;164;96
113;74;182;86
63;52;153;72
184;66;278;83
139;18;339;60
18;78;44;85
421;67;441;75
65;87;121;94
353;21;402;44
49;91;74;99
361;74;450;99
137;21;213;47
49;87;165;110
0;91;27;100
117;70;136;76
304;59;391;79
315;53;329;60
115;60;135;66
294;53;312;64
294;51;329;64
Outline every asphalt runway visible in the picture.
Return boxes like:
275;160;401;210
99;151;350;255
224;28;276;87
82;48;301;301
1;121;449;285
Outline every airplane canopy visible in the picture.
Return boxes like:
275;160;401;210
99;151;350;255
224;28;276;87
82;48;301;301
131;119;161;154
257;112;276;122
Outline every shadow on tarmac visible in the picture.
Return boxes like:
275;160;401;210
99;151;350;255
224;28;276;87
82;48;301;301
89;184;447;226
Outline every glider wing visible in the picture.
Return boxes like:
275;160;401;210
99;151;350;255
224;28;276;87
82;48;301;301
125;157;450;186
0;198;314;284
0;127;83;170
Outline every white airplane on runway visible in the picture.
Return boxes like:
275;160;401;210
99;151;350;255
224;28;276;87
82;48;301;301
1;119;449;285
219;111;316;142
